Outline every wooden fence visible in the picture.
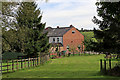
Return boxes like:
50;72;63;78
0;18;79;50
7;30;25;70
100;59;119;73
0;55;49;73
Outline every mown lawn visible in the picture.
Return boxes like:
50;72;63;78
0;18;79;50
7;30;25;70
2;54;120;78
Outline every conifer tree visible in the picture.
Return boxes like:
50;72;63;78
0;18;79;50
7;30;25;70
16;2;50;57
93;2;120;54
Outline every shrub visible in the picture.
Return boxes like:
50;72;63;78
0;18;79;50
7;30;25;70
2;52;26;60
107;66;120;76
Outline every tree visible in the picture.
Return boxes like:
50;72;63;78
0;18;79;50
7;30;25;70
82;31;98;52
92;2;120;54
16;2;50;57
1;2;19;53
1;2;50;57
69;45;77;56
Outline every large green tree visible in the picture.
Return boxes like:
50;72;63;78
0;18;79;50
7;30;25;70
93;2;120;54
1;2;19;53
16;2;50;57
1;2;50;57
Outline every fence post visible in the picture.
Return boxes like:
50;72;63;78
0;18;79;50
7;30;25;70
1;61;2;73
40;56;42;64
12;60;14;71
39;56;40;65
15;60;17;70
33;57;34;66
25;59;26;68
37;57;38;65
34;57;35;66
104;60;106;72
100;59;102;71
46;55;47;62
109;59;111;69
17;59;18;70
7;60;9;72
44;56;45;63
35;57;36;66
30;58;32;66
45;56;46;63
21;58;23;69
42;56;43;64
28;58;30;67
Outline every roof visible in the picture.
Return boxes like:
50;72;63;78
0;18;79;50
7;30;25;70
43;25;74;37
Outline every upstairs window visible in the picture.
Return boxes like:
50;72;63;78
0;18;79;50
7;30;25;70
72;30;75;34
53;38;55;43
57;38;59;43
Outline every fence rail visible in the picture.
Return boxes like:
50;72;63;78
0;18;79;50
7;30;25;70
0;55;49;73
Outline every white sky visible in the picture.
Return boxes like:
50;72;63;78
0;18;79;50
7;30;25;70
37;0;99;30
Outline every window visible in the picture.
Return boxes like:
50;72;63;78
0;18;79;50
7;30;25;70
72;30;75;34
53;38;55;43
57;38;59;43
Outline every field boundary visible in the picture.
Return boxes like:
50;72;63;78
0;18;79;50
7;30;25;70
0;55;49;73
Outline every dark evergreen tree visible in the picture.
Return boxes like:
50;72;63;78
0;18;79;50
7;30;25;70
93;2;120;54
16;2;50;57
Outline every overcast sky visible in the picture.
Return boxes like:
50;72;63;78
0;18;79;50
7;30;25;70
37;0;99;30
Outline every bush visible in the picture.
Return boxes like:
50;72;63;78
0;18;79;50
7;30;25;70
107;66;120;76
2;52;26;60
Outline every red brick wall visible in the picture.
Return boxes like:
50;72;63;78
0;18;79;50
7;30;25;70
63;27;84;51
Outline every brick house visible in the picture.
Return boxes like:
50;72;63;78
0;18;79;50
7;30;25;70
44;25;84;54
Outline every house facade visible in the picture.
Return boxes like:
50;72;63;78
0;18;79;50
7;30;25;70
44;25;84;53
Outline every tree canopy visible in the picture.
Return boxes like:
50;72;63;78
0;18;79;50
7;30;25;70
1;2;50;57
93;2;120;54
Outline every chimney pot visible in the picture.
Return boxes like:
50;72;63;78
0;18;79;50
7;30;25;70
70;25;73;27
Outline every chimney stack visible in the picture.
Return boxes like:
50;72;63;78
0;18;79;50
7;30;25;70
57;26;59;28
70;25;73;27
81;28;83;31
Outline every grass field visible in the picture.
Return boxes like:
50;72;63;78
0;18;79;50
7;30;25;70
2;54;120;78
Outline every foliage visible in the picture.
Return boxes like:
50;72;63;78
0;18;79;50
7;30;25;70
92;2;120;54
1;2;19;52
16;2;50;56
2;52;25;60
2;2;18;29
69;45;77;56
1;2;50;57
81;31;98;51
107;66;120;76
81;32;94;41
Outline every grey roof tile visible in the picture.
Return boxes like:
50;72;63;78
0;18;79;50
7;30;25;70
43;26;73;37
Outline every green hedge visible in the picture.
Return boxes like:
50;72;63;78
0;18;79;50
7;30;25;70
2;52;26;60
